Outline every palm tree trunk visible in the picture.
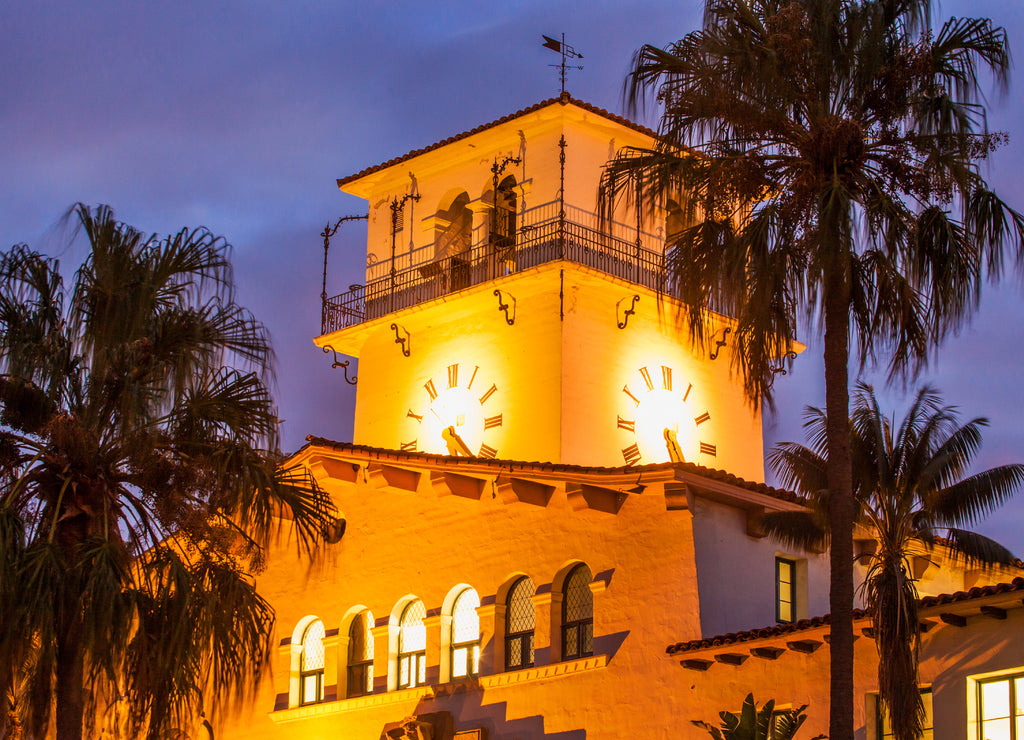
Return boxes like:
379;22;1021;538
55;614;85;740
824;258;855;740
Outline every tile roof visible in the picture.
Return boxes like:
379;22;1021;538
666;577;1024;656
300;435;801;504
336;92;661;188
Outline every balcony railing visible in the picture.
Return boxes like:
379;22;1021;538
321;207;668;335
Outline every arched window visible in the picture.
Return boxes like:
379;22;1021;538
562;564;593;661
347;610;374;697
397;600;426;689
451;588;480;678
505;576;535;671
491;175;517;278
299;619;326;704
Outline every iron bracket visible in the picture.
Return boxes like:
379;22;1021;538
321;345;357;385
617;294;640;329
391;323;411;357
709;327;732;361
770;350;799;376
494;289;516;325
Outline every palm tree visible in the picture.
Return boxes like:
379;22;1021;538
766;382;1024;740
0;204;336;740
599;2;1023;737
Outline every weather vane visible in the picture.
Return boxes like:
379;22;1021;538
542;33;583;95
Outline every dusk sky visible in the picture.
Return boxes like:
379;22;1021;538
5;0;1024;552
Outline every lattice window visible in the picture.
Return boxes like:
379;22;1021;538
561;564;593;661
505;576;535;671
451;589;480;678
347;610;374;697
299;619;326;704
776;557;796;624
398;600;427;689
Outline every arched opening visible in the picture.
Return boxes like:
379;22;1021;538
490;175;517;277
505;576;535;671
397;600;427;689
346;609;374;697
435;191;472;292
450;587;480;679
299;619;326;704
561;564;593;661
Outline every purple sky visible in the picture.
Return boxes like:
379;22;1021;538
5;0;1024;552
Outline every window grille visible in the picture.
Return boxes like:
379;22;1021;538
561;565;593;661
397;600;427;689
505;577;535;671
299;619;326;704
347;610;374;697
451;589;480;678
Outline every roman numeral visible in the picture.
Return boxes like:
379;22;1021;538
661;365;672;391
467;365;479;389
694;411;711;426
479;383;497;405
621;443;642;466
447;363;459;388
424;379;438;401
478;443;498;459
622;385;641;407
401;440;418;452
683;383;692;402
407;409;423;423
639;366;654;391
617;415;635;432
484;414;503;430
700;442;717;457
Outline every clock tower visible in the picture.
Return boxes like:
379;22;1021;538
318;94;774;482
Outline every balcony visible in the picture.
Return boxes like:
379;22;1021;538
320;201;669;335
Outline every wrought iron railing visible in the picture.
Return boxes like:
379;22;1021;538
321;212;667;335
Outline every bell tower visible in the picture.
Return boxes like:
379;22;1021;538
318;95;769;482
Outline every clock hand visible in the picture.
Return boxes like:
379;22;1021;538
442;425;474;457
664;427;685;464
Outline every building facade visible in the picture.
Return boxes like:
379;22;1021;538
225;96;1024;739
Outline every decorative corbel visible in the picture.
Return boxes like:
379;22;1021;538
708;327;732;360
493;289;516;325
770;351;799;376
321;345;357;385
616;294;640;329
391;323;411;357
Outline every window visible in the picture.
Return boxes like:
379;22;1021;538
299;619;326;704
561;564;593;661
978;673;1024;740
877;688;933;739
505;576;535;671
397;600;426;689
347;610;374;698
776;557;796;624
451;588;480;678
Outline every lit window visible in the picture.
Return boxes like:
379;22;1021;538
979;673;1024;740
347;610;374;698
505;577;535;671
561;564;593;661
877;688;933;739
397;600;426;689
299;619;326;705
776;557;796;624
451;588;480;678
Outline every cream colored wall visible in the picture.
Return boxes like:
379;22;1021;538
220;461;704;739
690;497;832;636
559;266;765;479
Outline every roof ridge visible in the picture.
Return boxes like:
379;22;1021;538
336;94;660;188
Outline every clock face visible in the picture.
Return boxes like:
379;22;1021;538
616;364;716;466
403;363;503;458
